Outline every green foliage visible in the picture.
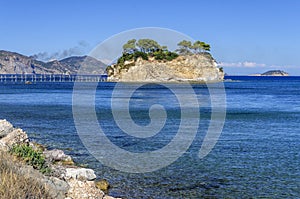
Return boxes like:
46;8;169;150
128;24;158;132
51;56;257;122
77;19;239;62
153;51;164;60
166;51;179;61
191;40;202;53
116;39;179;68
118;51;148;64
137;39;161;53
201;42;210;51
116;51;149;71
176;40;211;54
153;50;178;61
161;46;168;51
107;38;212;73
219;67;224;72
176;40;192;55
177;40;192;48
10;144;51;174
133;51;148;60
106;65;113;75
122;39;137;53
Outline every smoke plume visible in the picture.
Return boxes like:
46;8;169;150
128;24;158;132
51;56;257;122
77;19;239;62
31;41;89;62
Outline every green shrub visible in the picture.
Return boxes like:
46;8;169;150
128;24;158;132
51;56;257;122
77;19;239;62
117;53;132;65
153;50;178;61
133;51;148;61
108;49;178;74
117;51;148;65
10;144;51;174
166;51;178;61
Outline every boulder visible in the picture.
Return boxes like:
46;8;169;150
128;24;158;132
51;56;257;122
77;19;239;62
43;149;73;162
17;164;69;199
50;164;67;179
0;119;14;138
66;178;105;199
95;179;110;194
103;196;122;199
0;128;29;151
29;142;46;151
43;176;70;199
65;168;97;181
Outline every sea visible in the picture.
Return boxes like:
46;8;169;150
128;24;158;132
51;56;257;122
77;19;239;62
0;76;299;198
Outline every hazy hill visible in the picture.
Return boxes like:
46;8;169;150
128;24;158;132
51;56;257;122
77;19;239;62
261;70;289;76
0;50;106;74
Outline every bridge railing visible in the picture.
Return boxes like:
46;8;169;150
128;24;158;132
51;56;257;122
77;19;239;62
0;74;108;83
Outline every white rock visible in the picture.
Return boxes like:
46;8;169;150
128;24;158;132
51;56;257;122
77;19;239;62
0;119;14;138
104;196;123;199
65;168;97;181
0;128;29;151
66;178;104;199
43;149;72;162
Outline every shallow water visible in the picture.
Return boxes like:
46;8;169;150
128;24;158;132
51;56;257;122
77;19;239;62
0;76;299;198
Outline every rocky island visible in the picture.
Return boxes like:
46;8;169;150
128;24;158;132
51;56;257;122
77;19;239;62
107;39;224;82
261;70;289;76
249;70;289;76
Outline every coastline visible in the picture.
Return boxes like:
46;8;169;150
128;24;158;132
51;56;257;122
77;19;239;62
0;119;120;199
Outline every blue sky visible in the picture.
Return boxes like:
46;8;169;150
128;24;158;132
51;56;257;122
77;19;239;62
1;0;300;75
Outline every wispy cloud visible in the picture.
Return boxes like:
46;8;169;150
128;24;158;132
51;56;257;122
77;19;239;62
268;64;298;69
219;61;299;71
219;61;267;68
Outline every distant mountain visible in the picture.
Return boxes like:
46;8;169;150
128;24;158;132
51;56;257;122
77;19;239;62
261;70;289;76
59;56;107;74
248;70;289;76
0;50;106;74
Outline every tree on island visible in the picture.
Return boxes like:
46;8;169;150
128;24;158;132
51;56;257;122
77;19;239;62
176;40;211;55
122;39;137;54
118;39;178;64
161;45;168;51
136;39;162;53
200;41;211;52
116;38;211;68
107;38;216;75
176;40;193;55
192;41;210;53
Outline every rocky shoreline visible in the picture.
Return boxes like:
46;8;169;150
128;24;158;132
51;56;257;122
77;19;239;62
0;119;120;199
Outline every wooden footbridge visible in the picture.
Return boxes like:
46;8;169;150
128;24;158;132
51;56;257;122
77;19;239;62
0;74;108;83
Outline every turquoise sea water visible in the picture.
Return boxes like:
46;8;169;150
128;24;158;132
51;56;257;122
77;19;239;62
0;76;299;198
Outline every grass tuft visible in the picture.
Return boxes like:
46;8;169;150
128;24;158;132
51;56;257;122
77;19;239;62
0;151;53;198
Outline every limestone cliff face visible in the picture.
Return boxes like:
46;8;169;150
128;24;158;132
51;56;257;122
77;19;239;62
107;53;224;82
